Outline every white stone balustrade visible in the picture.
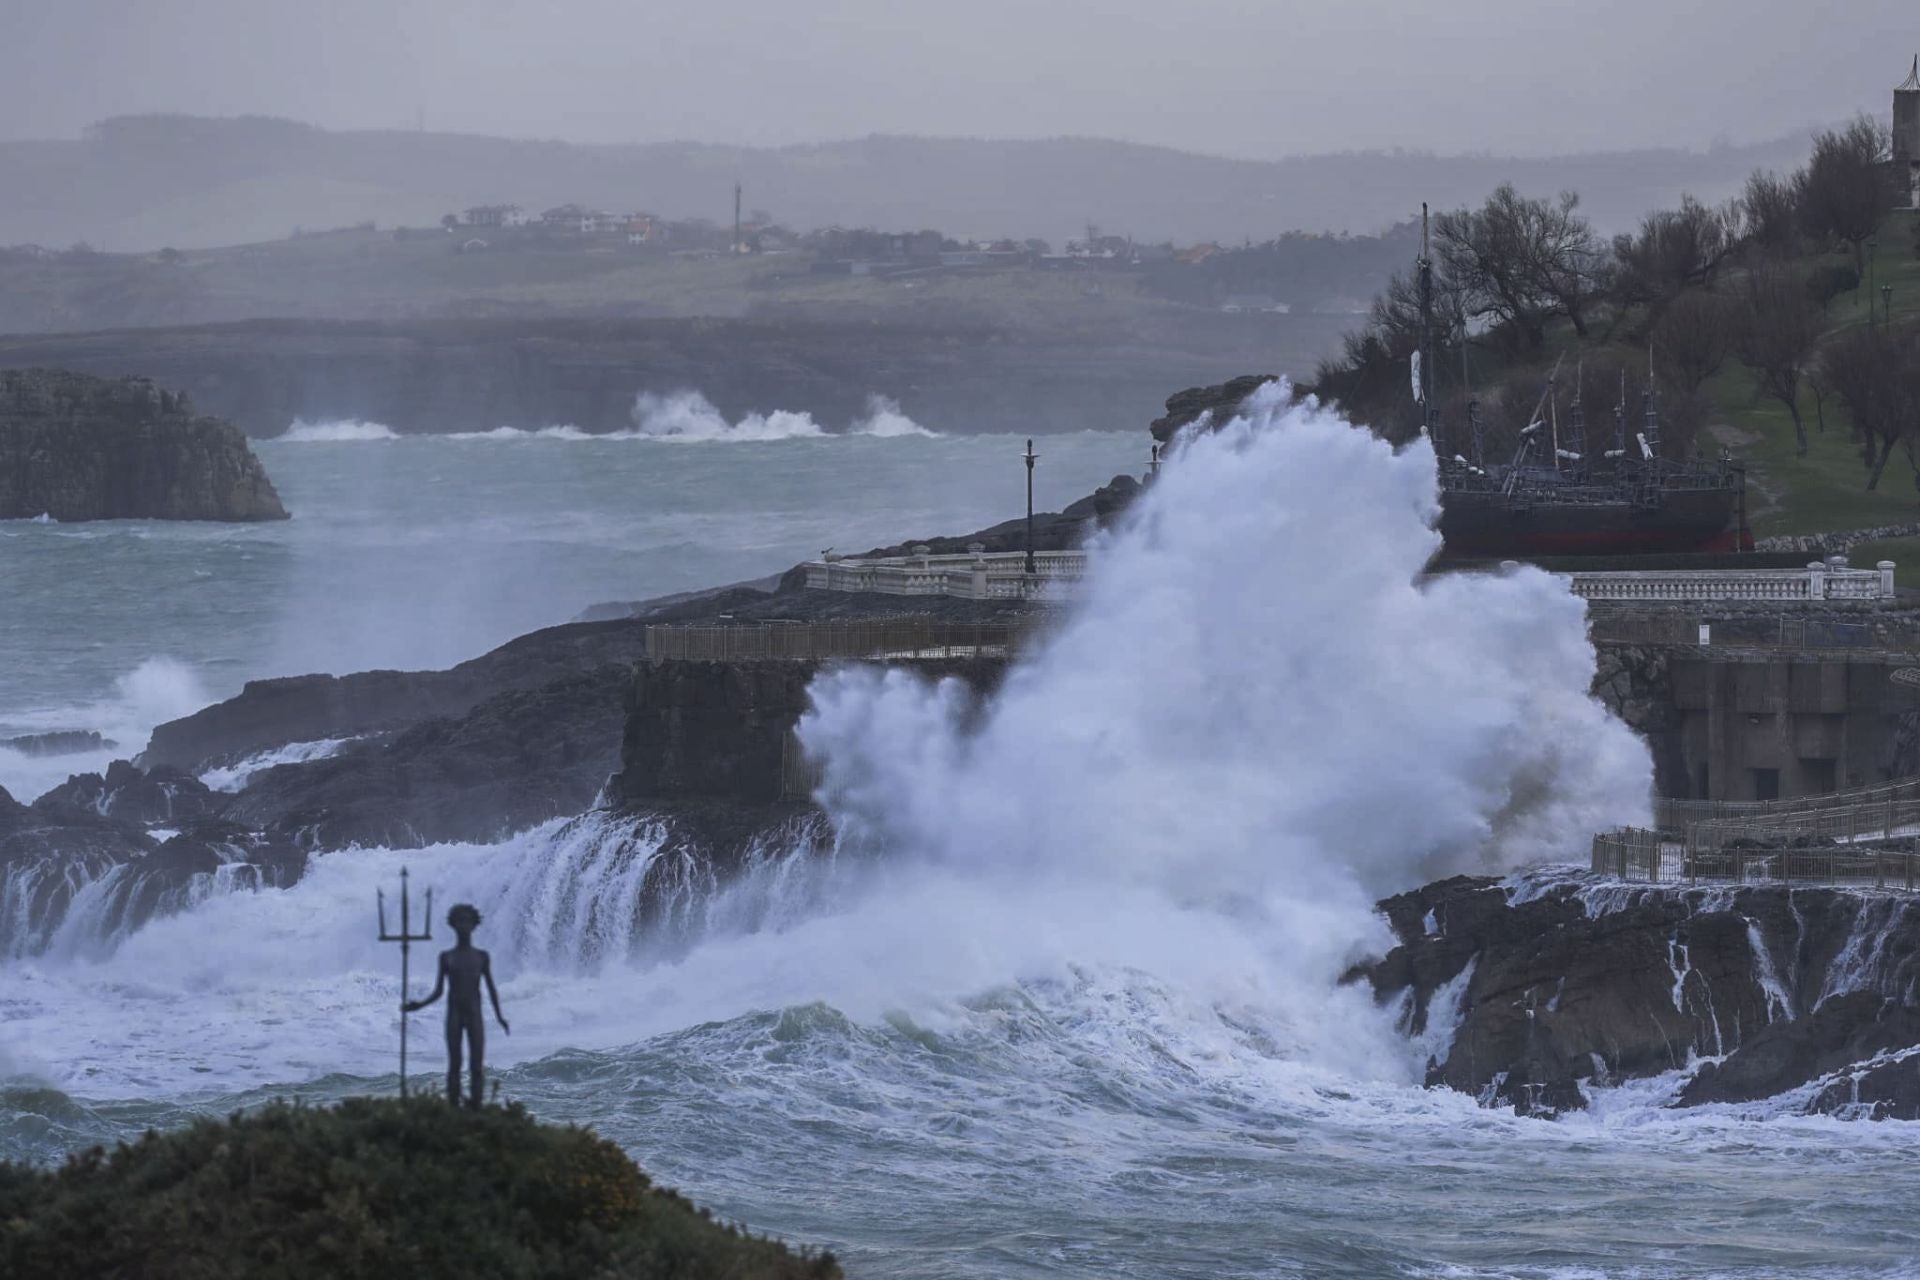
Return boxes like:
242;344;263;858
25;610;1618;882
801;549;1896;605
1561;559;1895;604
803;545;1088;602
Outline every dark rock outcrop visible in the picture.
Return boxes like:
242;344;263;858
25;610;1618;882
0;799;157;956
1362;872;1920;1119
0;368;286;521
141;619;652;772
223;666;635;849
612;656;1007;809
609;656;1007;866
32;760;218;825
1149;374;1278;443
0;801;304;958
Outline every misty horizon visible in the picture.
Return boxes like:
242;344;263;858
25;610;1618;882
5;0;1916;159
8;107;1857;170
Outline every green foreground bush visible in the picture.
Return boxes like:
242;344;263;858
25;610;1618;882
0;1097;840;1279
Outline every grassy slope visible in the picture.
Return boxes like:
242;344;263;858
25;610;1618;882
0;1097;840;1280
1711;210;1920;539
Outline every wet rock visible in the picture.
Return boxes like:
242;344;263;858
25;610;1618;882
32;760;218;824
156;820;308;890
1681;992;1920;1108
0;802;156;955
222;666;637;849
1808;1048;1920;1119
1362;874;1920;1119
140;619;652;772
0;368;286;521
611;656;1006;809
1148;374;1279;443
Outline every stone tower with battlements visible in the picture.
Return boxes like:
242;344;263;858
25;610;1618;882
1896;56;1920;208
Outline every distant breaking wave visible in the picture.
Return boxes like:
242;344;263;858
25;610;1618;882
629;391;937;441
276;419;402;443
271;395;937;443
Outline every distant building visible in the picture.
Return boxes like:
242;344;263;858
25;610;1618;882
1220;294;1289;314
463;204;521;228
1895;56;1920;209
624;214;667;246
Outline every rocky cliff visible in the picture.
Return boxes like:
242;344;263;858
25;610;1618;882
0;368;286;521
1362;871;1920;1120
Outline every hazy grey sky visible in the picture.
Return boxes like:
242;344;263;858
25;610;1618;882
3;0;1915;157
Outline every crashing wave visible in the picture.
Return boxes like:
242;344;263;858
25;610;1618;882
630;390;937;441
275;419;402;443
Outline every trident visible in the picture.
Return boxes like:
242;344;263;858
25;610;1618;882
377;867;433;1097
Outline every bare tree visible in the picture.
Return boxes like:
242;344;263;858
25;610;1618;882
1435;185;1606;349
1522;191;1610;337
1613;195;1736;319
1310;263;1472;435
1820;322;1920;489
1653;288;1734;395
1737;169;1801;256
1796;116;1893;270
1733;263;1822;455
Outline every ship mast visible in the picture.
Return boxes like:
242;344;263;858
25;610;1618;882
1641;345;1662;461
1612;368;1628;459
1416;203;1444;457
1548;371;1561;472
1562;361;1586;478
1462;327;1485;468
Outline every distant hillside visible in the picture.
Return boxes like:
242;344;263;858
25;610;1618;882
0;114;1818;253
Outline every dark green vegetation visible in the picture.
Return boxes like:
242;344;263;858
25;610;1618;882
0;1097;840;1280
1309;114;1920;539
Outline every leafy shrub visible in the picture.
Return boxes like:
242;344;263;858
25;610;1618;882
0;1097;840;1280
1806;262;1862;310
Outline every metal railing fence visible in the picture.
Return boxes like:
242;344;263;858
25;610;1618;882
1592;827;1920;889
1652;776;1920;834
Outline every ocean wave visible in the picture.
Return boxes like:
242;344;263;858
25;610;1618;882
269;396;937;443
444;425;596;441
630;390;938;441
0;657;210;803
275;419;402;443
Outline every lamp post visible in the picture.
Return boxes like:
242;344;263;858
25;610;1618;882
1868;239;1878;327
1023;438;1038;576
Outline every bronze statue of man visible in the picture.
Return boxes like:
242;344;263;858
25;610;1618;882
404;903;509;1107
